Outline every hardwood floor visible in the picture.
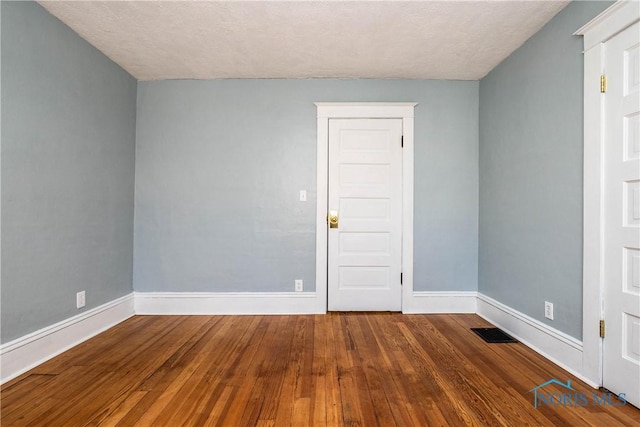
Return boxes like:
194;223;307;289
1;313;638;426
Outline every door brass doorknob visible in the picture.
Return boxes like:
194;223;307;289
328;211;339;228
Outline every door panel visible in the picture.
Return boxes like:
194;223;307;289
603;21;640;408
328;119;402;311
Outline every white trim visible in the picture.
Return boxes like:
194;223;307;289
476;293;597;388
134;292;323;315
0;293;135;384
0;291;607;389
578;0;640;388
315;102;417;313
574;0;640;51
581;41;606;388
403;291;477;314
315;113;329;313
315;103;417;119
401;117;415;313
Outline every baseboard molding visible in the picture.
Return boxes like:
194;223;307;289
0;293;135;384
134;291;325;315
1;290;600;389
476;293;597;388
403;291;478;314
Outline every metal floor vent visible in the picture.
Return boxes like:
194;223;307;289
471;327;518;343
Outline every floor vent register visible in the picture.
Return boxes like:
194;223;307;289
471;327;518;343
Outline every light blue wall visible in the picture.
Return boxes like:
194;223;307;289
478;1;613;339
135;80;479;293
1;1;137;343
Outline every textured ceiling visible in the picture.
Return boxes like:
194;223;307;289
37;0;570;81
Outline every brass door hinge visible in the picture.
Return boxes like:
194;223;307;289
599;320;605;338
600;74;607;93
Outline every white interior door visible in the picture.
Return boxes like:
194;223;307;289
603;21;640;407
327;119;403;311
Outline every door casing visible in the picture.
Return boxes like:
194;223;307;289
315;103;417;313
576;0;640;388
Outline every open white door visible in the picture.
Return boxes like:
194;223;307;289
602;21;640;407
327;119;403;311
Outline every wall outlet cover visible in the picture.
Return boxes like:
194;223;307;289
544;301;554;320
295;279;303;292
77;291;86;309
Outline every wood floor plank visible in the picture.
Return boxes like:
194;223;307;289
366;315;441;427
184;317;264;425
348;314;398;426
2;313;639;426
200;385;234;427
429;315;553;427
194;316;270;427
243;316;293;427
2;366;103;423
418;318;536;413
134;317;237;425
395;320;489;426
194;315;269;427
94;390;148;427
106;317;222;426
310;315;328;427
0;374;57;414
334;313;368;426
324;314;345;427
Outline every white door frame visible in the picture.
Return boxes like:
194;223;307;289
315;103;417;313
576;0;640;387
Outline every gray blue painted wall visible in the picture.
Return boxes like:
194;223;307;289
1;1;137;343
478;1;613;339
5;0;607;345
135;80;479;293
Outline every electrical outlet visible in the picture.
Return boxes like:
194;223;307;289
295;279;304;292
77;291;86;309
544;301;554;320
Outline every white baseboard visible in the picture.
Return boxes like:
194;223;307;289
136;291;478;316
0;290;599;390
0;293;135;384
134;291;325;315
403;291;478;314
476;293;597;388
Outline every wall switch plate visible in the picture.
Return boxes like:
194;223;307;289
544;301;553;320
77;291;86;309
299;190;307;202
295;279;304;292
